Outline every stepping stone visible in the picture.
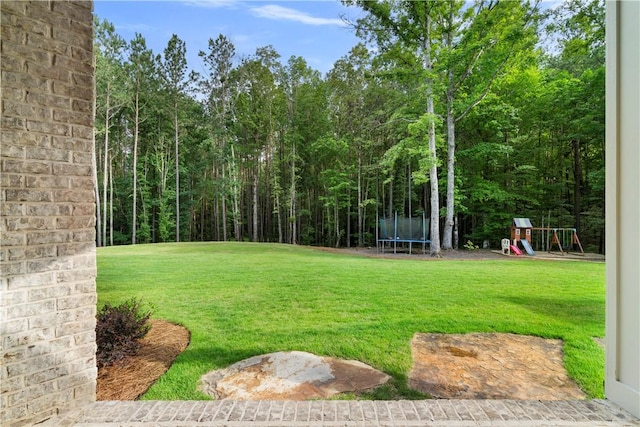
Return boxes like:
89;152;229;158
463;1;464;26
409;333;586;400
199;350;390;400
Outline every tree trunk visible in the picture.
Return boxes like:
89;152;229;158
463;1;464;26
109;160;114;246
572;139;582;234
253;167;259;242
275;191;283;243
442;76;455;250
289;141;297;244
230;144;241;241
334;195;340;248
357;149;363;247
273;157;283;244
92;58;102;248
346;183;351;248
132;89;139;245
423;16;441;257
175;99;180;242
272;137;283;243
221;164;227;241
442;6;456;251
387;178;393;220
454;215;459;250
407;163;411;216
102;88;110;246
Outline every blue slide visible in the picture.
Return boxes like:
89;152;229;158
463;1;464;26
521;239;535;256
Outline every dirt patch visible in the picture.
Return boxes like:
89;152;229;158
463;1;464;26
314;246;506;260
314;246;605;262
97;319;190;400
409;333;586;400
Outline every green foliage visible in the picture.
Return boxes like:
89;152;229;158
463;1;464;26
97;242;605;400
95;298;153;367
463;240;479;250
158;196;175;243
92;0;604;252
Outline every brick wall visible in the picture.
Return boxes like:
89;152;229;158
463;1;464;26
1;1;97;425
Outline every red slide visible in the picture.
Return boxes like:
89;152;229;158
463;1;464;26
510;245;523;255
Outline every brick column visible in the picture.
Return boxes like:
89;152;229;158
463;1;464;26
1;1;97;425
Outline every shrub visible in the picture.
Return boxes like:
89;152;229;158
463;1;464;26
463;240;479;250
96;298;152;367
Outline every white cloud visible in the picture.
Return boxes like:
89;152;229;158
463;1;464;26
183;0;240;9
250;4;346;27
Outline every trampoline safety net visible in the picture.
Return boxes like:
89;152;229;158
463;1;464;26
379;217;426;240
377;213;430;254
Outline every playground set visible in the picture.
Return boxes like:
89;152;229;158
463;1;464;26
374;214;583;257
503;217;584;256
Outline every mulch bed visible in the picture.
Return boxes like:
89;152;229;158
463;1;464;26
97;319;190;400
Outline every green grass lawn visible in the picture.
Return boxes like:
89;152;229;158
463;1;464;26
96;242;605;400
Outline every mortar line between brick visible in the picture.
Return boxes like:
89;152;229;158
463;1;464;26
463;400;477;422
235;401;248;421
184;401;200;422
206;400;225;422
127;401;148;422
229;400;240;421
168;400;188;422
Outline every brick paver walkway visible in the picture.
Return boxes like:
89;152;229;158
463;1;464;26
47;399;639;426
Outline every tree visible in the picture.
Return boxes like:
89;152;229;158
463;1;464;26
439;0;540;249
346;0;444;256
327;44;381;247
94;18;127;246
160;35;189;243
311;136;353;247
278;56;326;244
90;2;606;253
546;0;605;248
127;33;156;245
196;35;237;241
233;46;283;242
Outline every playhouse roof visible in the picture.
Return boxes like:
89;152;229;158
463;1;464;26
513;218;533;228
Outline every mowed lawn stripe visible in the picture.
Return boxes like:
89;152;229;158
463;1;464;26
96;242;605;400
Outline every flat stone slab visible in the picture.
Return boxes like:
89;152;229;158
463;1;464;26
409;333;587;400
199;351;390;400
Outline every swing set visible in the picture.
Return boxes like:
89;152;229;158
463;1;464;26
533;227;585;255
511;218;585;256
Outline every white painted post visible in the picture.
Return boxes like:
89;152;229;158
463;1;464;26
605;0;640;418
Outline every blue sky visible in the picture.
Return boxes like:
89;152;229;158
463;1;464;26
93;0;364;76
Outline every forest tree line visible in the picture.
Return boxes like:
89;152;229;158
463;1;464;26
94;0;605;254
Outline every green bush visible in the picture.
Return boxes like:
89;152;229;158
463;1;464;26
95;298;152;367
463;240;479;250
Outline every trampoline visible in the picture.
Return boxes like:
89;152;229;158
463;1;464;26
377;212;431;254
